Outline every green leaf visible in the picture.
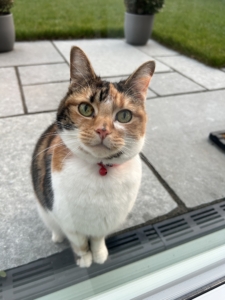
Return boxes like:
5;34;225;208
0;270;6;277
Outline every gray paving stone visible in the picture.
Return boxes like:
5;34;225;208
121;162;177;230
136;40;178;57
0;42;64;67
54;39;171;77
147;89;157;99
143;90;225;208
0;67;23;117
150;72;205;96
0;112;176;269
158;55;225;90
24;82;69;113
0;113;66;270
104;75;127;82
18;63;70;85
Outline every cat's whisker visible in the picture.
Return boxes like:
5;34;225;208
33;139;78;160
143;137;151;146
41;132;59;138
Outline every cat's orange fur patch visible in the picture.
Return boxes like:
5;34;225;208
51;136;72;172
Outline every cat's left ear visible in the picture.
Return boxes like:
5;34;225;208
124;61;155;100
70;46;97;86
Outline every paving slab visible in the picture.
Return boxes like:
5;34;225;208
18;63;70;85
0;67;23;117
0;112;176;270
143;90;225;208
158;55;225;90
147;89;157;99
104;75;127;82
0;112;66;271
0;42;64;67
136;40;178;57
150;72;205;96
24;82;69;113
121;162;177;230
53;39;171;77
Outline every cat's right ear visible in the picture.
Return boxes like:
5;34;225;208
70;46;97;87
124;61;155;100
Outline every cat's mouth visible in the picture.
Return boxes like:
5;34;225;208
90;143;111;151
82;141;121;159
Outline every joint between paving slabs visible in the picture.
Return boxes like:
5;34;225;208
148;87;222;99
135;44;181;58
0;109;58;120
15;66;28;114
154;56;209;91
140;152;188;213
140;153;225;221
51;40;69;66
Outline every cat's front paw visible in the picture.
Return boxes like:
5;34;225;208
77;251;93;268
52;232;64;243
92;246;108;264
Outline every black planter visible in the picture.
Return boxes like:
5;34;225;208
0;13;15;52
124;12;154;46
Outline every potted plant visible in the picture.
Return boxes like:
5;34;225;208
124;0;164;45
0;0;15;52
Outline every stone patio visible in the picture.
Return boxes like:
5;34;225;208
0;39;225;270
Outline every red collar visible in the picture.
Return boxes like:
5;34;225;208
98;162;115;176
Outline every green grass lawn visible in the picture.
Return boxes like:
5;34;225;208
13;0;225;68
13;0;125;39
153;0;225;68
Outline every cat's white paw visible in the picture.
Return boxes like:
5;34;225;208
52;232;64;243
93;246;108;264
77;251;92;268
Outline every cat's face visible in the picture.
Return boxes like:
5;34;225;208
57;47;155;164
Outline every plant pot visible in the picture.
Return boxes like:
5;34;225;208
0;13;15;52
124;12;154;46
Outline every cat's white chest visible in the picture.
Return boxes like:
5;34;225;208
51;154;142;236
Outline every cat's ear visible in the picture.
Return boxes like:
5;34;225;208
124;61;155;100
70;46;97;86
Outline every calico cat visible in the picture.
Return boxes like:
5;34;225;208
31;46;155;268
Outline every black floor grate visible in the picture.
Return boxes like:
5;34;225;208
1;199;225;300
209;131;225;151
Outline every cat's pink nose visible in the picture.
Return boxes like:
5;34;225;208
96;128;109;140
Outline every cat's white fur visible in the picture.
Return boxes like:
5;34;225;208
38;133;144;267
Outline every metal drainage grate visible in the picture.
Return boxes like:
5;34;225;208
143;227;162;245
209;131;225;151
1;199;225;300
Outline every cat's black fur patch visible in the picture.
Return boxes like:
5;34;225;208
90;93;96;103
43;154;54;210
89;81;110;103
31;124;56;210
112;81;126;93
57;107;76;131
106;151;123;160
99;82;110;102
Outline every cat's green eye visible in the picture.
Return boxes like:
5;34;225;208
116;110;132;123
78;103;94;117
